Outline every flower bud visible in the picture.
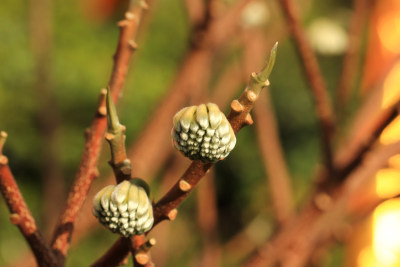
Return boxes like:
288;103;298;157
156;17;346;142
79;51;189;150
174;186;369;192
93;179;154;237
172;103;236;163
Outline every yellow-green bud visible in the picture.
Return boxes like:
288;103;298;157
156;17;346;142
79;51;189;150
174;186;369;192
93;179;154;237
172;103;236;163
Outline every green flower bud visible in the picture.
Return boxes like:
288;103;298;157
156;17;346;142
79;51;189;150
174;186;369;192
93;179;154;237
172;103;236;163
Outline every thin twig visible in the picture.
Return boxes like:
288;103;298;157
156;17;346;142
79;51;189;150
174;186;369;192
336;0;370;113
50;2;147;262
0;132;58;266
278;0;335;173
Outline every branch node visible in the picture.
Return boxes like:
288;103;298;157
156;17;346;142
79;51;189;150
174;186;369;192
97;106;107;116
129;40;138;50
138;238;156;252
92;167;100;179
231;100;244;113
179;179;192;192
118;20;129;28
125;12;135;20
246;89;258;103
167;209;178;221
120;159;132;175
314;192;333;211
0;155;8;165
244;113;254;125
105;133;116;142
0;131;8;155
9;213;21;225
140;0;149;10
135;252;149;265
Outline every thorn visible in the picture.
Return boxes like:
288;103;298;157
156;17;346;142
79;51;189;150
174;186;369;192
128;40;138;50
246;90;258;103
231;100;244;113
167;209;178;221
244;114;253;125
9;213;21;225
0;156;8;165
179;180;191;192
135;252;149;265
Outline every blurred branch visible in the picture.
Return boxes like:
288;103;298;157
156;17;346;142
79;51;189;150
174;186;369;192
278;0;335;174
241;29;293;225
29;0;66;236
0;132;58;266
244;141;400;266
183;0;205;26
196;170;221;267
336;0;371;113
50;2;148;263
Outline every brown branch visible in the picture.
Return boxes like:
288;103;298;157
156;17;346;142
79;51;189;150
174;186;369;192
244;141;400;267
0;133;57;266
336;0;370;113
95;41;278;263
50;3;147;262
254;93;294;224
153;43;278;225
278;0;335;173
90;238;131;267
29;0;66;236
196;170;221;267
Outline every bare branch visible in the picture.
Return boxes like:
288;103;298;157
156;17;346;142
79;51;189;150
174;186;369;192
336;0;371;113
244;141;400;266
50;2;148;262
278;0;335;173
0;133;57;266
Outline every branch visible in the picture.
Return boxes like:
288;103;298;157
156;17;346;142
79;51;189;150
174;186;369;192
105;87;132;182
244;141;400;266
0;132;57;266
278;0;335;173
241;29;293;225
96;43;279;262
50;2;147;262
153;43;278;224
336;0;370;113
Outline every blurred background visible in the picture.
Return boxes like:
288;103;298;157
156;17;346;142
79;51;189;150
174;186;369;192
1;0;400;266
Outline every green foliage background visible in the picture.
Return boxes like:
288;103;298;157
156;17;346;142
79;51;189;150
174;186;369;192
0;0;353;266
